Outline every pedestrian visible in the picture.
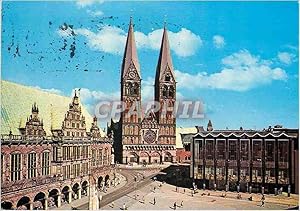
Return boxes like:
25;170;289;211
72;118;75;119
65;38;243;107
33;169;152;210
123;203;126;210
153;197;156;205
260;194;265;207
180;200;183;207
184;189;185;194
111;202;114;208
174;202;177;210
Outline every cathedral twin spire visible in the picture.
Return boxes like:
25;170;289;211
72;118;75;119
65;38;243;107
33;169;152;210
121;17;175;94
121;17;141;80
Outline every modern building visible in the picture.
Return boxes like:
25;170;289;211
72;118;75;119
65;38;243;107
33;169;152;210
1;81;114;210
190;121;299;194
108;18;177;165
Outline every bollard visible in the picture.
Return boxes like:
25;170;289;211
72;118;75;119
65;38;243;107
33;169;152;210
288;185;291;197
214;183;217;191
225;184;229;192
203;183;206;190
262;186;264;195
249;186;252;194
274;187;278;196
237;184;240;193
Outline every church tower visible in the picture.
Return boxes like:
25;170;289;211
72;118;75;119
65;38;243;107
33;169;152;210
154;24;176;147
120;18;142;163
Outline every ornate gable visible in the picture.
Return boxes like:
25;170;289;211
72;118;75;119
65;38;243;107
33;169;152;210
21;103;46;137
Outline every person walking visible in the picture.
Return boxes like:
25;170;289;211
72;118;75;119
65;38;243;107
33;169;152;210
153;197;156;205
180;200;183;207
174;202;177;210
260;194;265;207
123;203;126;210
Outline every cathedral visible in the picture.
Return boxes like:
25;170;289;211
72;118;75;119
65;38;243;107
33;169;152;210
109;18;177;165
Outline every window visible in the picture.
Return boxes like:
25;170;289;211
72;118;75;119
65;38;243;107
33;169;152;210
99;149;103;165
53;146;57;161
42;152;50;176
73;164;80;178
241;141;249;161
217;140;225;159
252;140;262;161
205;140;214;160
278;141;288;162
103;148;108;165
265;141;275;162
63;146;67;160
229;140;237;160
28;153;37;179
92;149;96;166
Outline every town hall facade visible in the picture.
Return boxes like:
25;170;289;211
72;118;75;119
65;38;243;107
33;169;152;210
108;18;177;164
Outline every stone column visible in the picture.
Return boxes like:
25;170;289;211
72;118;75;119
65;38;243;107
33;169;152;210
78;188;81;199
29;202;33;210
44;197;48;210
68;191;72;203
57;194;61;208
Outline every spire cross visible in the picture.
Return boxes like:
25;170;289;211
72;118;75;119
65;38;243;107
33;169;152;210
130;9;134;21
164;14;167;28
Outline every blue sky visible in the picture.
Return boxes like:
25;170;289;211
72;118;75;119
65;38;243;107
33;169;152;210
2;0;299;129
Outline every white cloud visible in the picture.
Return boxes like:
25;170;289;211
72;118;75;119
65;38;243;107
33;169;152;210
87;9;103;17
175;50;287;91
74;26;126;55
213;35;225;48
76;0;104;8
33;86;63;95
71;26;202;57
277;52;296;65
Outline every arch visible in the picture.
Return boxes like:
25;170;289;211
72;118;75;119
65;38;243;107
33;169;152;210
124;125;129;134
98;176;103;189
160;126;165;135
165;127;169;135
17;196;30;210
129;152;138;163
105;175;110;186
62;186;71;204
169;127;174;135
164;152;173;162
33;192;46;209
72;183;80;200
48;189;59;208
1;201;13;210
82;181;89;196
134;126;139;135
139;151;150;164
129;126;133;135
151;151;161;164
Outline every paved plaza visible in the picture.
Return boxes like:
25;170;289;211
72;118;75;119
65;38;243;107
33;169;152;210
102;181;299;210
